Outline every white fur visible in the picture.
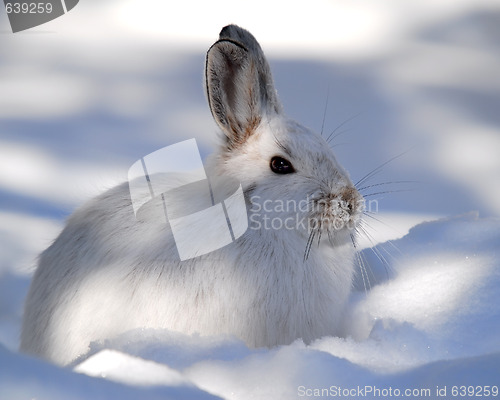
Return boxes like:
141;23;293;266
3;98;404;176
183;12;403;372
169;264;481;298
20;25;363;366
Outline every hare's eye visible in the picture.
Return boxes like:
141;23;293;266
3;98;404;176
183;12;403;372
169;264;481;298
270;156;295;174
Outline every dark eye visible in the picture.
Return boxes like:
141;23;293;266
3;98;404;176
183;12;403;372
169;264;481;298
270;156;295;174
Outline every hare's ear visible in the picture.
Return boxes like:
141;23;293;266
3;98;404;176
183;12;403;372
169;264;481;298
205;25;282;149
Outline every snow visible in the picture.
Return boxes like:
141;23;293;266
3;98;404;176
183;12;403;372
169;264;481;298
58;215;500;397
74;349;192;387
1;0;500;399
2;215;499;400
0;343;221;400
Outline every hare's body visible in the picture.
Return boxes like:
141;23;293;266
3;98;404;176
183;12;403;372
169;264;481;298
21;179;354;365
21;25;363;365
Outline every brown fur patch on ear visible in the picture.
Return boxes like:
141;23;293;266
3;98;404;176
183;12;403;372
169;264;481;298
206;29;280;153
224;59;262;150
225;114;261;151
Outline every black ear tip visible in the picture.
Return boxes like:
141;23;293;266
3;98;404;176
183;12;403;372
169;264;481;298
219;24;240;39
219;24;253;43
219;25;232;38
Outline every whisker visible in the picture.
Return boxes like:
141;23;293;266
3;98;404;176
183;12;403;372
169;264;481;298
362;212;404;258
363;211;397;231
304;228;316;262
320;84;330;137
351;233;371;294
378;238;402;263
357;223;392;279
325;112;362;144
327;229;335;247
328;142;350;149
326;128;353;143
299;174;332;196
357;220;396;281
354;147;416;188
357;249;372;294
317;229;322;247
361;210;385;224
362;188;415;198
357;180;420;193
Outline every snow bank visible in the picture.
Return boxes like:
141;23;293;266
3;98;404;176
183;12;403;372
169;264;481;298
0;343;222;400
72;213;499;400
2;213;497;400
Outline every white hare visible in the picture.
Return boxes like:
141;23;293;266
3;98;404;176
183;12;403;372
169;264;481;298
20;25;363;366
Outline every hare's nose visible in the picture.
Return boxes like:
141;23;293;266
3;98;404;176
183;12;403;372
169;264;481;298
340;186;363;216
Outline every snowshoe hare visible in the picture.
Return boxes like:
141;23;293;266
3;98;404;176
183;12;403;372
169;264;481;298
21;25;363;365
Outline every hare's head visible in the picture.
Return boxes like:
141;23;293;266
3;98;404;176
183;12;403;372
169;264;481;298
205;25;363;251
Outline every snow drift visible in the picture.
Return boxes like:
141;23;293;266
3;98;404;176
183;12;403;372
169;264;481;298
1;213;499;399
